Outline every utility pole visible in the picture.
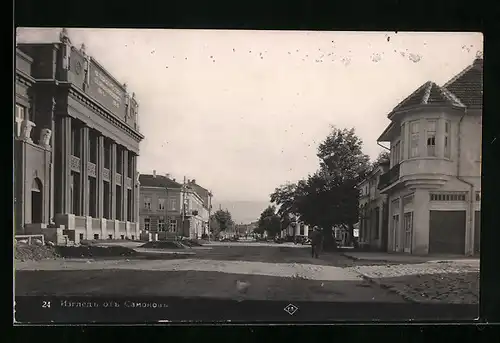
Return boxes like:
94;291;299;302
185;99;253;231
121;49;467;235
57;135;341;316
207;190;213;241
164;186;169;236
181;176;186;239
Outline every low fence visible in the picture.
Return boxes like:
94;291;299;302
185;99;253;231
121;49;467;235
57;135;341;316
15;234;45;246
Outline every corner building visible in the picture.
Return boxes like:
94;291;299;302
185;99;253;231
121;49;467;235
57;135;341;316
15;31;144;244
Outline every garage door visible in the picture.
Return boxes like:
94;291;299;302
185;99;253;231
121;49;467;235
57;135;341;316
474;211;480;255
429;211;466;255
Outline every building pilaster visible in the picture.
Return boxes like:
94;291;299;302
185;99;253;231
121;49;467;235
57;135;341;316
131;154;137;222
398;196;404;252
97;136;105;218
55;116;72;214
110;142;117;220
81;126;89;216
122;149;128;222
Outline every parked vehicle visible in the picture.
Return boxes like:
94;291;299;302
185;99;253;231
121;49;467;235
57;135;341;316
302;237;311;245
274;237;285;244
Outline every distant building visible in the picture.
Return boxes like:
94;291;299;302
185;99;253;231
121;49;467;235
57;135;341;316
15;29;144;244
356;160;390;250
139;172;211;239
374;57;482;255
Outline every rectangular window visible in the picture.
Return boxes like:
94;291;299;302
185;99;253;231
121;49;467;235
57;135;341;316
444;121;451;158
400;123;406;160
15;104;26;137
144;197;151;210
15;104;26;120
393;141;400;164
426;120;437;156
128;153;134;178
169;219;178;232
158;198;165;210
116;146;123;174
104;140;111;169
71;124;81;157
169;198;177;211
409;121;419;158
158;217;165;231
144;217;150;231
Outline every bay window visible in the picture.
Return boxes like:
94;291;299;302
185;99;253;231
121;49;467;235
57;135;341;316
400;123;406;160
409;121;419;158
391;141;401;165
426;120;437;156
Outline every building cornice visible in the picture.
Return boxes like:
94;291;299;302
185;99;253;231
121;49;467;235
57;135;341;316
15;71;36;87
64;83;144;142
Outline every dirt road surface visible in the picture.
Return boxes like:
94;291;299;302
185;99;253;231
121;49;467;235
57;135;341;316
15;244;406;303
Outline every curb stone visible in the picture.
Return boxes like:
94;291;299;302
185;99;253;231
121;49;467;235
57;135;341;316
355;273;420;303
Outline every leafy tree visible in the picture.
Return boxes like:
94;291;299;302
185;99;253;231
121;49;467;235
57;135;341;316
209;214;220;235
370;150;390;171
313;126;370;247
270;126;371;249
257;205;281;238
212;209;234;235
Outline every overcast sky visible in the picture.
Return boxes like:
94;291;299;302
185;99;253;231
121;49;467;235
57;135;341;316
17;29;482;203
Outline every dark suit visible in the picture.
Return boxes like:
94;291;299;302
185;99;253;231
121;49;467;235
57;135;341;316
311;231;323;258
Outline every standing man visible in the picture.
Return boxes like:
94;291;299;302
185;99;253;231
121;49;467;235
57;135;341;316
311;226;324;258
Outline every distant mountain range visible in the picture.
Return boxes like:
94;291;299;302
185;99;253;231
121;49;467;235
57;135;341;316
212;200;270;224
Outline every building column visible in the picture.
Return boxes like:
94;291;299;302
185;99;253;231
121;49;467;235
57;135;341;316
398;196;404;252
55;116;72;214
97;135;105;218
81;126;89;216
122;149;128;222
131;154;137;222
110;142;117;220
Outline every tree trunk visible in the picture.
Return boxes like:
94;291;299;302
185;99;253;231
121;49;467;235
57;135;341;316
346;223;354;246
322;227;338;251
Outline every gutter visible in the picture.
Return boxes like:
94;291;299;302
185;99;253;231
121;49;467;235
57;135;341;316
377;142;390;151
456;108;475;256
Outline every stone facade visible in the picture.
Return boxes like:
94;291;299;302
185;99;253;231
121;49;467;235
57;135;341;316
14;31;144;243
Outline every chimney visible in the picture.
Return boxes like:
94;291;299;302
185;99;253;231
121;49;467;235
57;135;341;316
153;170;156;178
473;57;483;69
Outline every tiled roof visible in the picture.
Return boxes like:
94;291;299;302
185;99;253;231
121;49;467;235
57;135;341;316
389;81;464;118
188;181;212;207
443;58;483;109
139;174;182;188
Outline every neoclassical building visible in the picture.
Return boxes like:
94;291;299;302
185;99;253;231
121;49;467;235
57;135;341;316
15;29;144;244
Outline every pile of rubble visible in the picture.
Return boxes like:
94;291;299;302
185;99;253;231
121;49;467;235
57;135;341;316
140;241;188;249
14;241;59;261
15;239;140;261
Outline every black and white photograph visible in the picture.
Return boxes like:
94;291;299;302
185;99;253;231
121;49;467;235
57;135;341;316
14;28;483;323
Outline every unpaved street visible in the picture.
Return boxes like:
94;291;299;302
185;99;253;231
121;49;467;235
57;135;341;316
15;244;406;303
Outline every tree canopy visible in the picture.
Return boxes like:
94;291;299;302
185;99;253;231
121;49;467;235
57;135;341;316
210;209;234;236
256;205;281;238
270;126;373;248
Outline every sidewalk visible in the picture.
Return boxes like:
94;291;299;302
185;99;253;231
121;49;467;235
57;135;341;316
342;252;479;264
